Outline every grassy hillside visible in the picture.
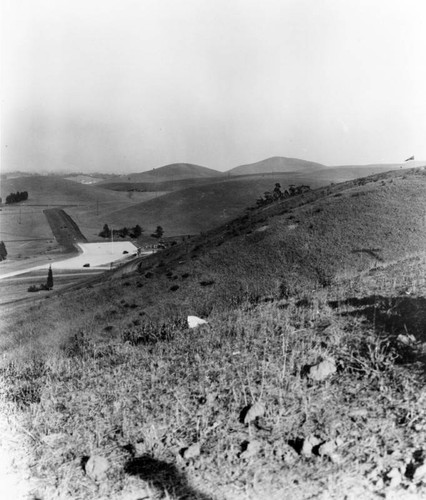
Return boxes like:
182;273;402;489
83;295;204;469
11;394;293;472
116;163;222;183
99;176;230;193
320;161;426;183
103;165;424;237
104;173;334;236
228;156;325;175
2;167;426;499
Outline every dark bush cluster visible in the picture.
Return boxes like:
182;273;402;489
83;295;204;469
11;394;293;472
255;183;311;208
5;191;28;204
27;283;50;293
99;223;143;239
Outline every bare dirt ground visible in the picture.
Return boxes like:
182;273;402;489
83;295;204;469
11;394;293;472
43;208;88;250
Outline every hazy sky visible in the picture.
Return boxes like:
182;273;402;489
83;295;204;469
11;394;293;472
2;0;426;173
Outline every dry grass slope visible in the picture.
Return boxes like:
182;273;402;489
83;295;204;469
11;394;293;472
1;167;426;499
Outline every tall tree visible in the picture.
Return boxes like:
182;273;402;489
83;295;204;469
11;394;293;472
0;241;7;261
152;226;164;239
99;224;111;238
46;265;53;290
273;183;283;200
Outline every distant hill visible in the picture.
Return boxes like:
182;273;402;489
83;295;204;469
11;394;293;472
0;175;140;208
228;156;326;176
107;164;418;236
105;172;335;236
322;161;426;183
116;163;222;183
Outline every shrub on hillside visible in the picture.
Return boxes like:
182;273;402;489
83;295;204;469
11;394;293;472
27;283;50;293
99;223;143;239
6;191;28;204
151;226;164;239
255;183;310;208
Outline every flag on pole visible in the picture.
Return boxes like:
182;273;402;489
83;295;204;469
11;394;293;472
405;156;414;162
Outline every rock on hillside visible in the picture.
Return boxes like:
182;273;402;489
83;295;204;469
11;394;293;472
228;156;325;176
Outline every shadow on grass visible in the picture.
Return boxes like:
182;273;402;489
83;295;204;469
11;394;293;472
329;295;426;365
124;455;213;500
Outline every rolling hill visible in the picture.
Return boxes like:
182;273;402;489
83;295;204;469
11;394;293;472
115;163;222;183
2;167;426;499
104;173;332;235
228;156;326;175
102;163;423;236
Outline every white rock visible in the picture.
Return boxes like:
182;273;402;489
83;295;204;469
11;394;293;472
308;358;337;381
187;316;208;329
243;402;265;424
387;467;402;488
397;334;416;346
240;440;261;459
301;435;321;457
183;442;201;459
85;455;110;481
413;463;426;483
318;440;336;457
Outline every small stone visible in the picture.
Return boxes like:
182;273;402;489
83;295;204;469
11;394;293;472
329;452;343;464
318;440;336;457
134;442;145;456
413;463;426;483
183;442;201;460
187;316;207;328
397;334;416;346
301;435;321;457
375;477;384;489
308;358;337;381
276;443;299;465
243;402;265;424
240;440;261;459
85;455;110;481
387;467;402;488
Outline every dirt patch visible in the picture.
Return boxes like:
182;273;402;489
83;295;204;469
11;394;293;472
43;209;87;251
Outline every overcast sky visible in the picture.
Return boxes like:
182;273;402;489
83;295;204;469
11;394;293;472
2;0;426;173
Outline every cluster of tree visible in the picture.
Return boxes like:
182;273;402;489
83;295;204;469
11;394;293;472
0;241;7;261
99;224;143;239
28;266;53;292
151;226;164;239
5;191;28;204
256;183;311;208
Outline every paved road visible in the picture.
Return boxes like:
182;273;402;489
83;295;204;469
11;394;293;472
0;242;140;280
